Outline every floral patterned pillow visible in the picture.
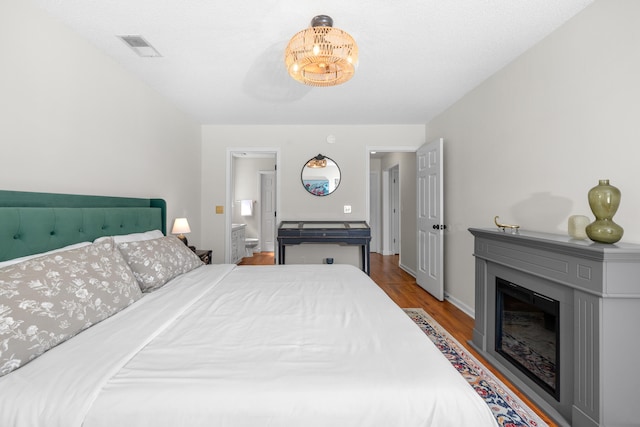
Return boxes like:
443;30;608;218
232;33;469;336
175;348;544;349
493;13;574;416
117;236;203;292
0;238;142;376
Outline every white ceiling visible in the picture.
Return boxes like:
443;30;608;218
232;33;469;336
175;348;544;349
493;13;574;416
32;0;594;125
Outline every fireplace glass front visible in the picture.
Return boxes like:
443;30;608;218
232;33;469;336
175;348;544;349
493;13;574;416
495;277;560;400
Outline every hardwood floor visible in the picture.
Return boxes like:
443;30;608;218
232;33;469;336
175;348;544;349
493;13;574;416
237;251;275;266
239;251;556;426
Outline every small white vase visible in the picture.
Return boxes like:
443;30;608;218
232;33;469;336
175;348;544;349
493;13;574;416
568;215;590;240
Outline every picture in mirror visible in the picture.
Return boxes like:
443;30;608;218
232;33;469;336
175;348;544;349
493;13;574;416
301;154;341;196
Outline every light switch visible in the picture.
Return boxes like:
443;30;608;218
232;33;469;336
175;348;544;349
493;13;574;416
215;205;224;214
344;205;352;214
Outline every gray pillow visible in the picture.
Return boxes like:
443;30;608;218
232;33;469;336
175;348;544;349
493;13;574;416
117;236;203;292
0;238;142;376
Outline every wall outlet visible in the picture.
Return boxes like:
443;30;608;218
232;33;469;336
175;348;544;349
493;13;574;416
344;205;352;214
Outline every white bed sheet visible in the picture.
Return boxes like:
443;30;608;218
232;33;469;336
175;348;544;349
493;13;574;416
0;264;498;427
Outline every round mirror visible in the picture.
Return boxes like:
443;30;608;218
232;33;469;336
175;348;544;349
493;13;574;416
301;154;341;196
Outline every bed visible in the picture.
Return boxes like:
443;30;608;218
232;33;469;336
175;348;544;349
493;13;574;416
0;190;498;427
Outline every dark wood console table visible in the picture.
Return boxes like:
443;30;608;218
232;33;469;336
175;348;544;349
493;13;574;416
277;221;371;275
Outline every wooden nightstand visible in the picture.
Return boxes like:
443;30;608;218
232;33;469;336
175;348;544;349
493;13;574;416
195;249;212;265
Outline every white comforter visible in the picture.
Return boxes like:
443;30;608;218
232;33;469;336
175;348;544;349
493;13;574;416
0;264;497;427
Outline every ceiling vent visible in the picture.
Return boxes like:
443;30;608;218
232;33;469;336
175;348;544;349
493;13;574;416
117;35;162;57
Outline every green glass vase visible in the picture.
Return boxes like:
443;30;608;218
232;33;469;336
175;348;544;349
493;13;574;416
585;179;623;244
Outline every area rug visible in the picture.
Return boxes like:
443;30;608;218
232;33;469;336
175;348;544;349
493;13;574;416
404;308;549;427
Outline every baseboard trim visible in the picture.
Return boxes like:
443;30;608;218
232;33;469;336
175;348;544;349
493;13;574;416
444;293;475;318
399;262;416;277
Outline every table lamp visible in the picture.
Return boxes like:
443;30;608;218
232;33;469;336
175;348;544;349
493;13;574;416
171;218;191;246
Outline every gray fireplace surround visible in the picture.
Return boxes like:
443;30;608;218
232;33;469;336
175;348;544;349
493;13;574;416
469;228;640;427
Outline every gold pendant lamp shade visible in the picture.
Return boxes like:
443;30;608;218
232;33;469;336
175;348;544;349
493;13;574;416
306;154;327;168
285;15;358;87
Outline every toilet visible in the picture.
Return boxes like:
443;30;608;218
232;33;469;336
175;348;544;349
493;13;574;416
245;238;259;257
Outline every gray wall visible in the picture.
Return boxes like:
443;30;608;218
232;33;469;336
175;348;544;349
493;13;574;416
0;1;202;246
200;125;425;265
426;0;640;313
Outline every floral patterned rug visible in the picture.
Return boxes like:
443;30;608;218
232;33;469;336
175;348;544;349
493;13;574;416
404;308;549;427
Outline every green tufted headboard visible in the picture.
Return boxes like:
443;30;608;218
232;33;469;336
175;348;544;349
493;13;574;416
0;190;166;262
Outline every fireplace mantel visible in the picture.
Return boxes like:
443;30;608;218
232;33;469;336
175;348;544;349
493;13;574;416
469;228;640;427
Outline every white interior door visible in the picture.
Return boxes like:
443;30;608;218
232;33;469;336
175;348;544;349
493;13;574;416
416;138;444;301
260;171;276;252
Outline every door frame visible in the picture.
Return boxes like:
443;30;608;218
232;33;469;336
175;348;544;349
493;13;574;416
226;148;280;263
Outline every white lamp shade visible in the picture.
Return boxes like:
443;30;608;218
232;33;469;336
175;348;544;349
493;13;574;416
171;218;191;235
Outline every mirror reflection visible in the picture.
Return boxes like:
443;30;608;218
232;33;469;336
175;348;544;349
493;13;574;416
301;154;341;196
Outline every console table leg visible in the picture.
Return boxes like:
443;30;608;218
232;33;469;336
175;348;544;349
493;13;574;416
366;243;370;275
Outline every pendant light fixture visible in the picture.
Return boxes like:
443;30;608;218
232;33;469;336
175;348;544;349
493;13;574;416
284;15;358;87
306;154;328;168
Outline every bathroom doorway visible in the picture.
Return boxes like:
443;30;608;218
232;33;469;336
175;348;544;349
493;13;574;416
227;149;279;263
